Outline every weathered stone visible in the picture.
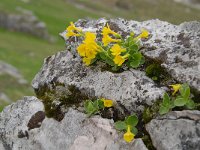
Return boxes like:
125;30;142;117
146;110;200;150
60;18;200;93
0;92;11;103
0;9;50;40
32;50;165;114
0;60;27;84
0;140;4;150
0;96;147;150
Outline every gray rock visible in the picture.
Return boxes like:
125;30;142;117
0;96;148;150
0;9;50;40
146;110;200;150
0;92;11;103
0;140;4;150
32;50;165;114
0;60;27;84
60;18;200;92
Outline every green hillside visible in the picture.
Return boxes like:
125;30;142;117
0;0;199;110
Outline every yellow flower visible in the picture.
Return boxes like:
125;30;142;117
123;125;135;143
102;98;113;107
84;32;100;52
68;22;82;32
66;31;80;37
77;43;87;57
66;22;82;37
84;32;96;43
169;84;181;95
110;44;126;56
77;32;99;57
85;48;97;59
82;57;92;66
113;55;125;66
113;54;129;66
101;24;121;46
77;32;100;65
102;34;121;46
137;29;149;39
77;43;97;59
102;23;119;36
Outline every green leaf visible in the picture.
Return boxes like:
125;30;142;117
159;105;170;115
97;99;104;109
105;56;115;66
129;61;140;68
125;114;138;126
84;100;95;113
163;93;170;106
111;65;120;71
129;44;139;55
93;100;99;109
184;87;190;99
99;52;107;60
186;100;196;109
128;53;142;68
132;52;142;61
169;101;175;109
96;41;102;46
152;76;158;80
180;84;190;99
126;36;134;46
174;97;187;106
131;127;138;135
114;121;127;131
140;56;145;65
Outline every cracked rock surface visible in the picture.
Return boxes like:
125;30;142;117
146;110;200;150
33;19;200;115
0;96;147;150
32;50;165;113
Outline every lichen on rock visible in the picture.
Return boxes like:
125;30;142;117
0;18;200;150
146;110;200;150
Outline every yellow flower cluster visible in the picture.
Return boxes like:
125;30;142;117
66;22;82;37
77;32;100;66
110;44;129;66
65;22;149;68
123;125;135;143
102;24;121;46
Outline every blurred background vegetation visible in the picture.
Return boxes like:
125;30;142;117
0;0;199;111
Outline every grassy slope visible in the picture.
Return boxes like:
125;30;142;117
0;0;102;109
73;0;200;24
0;0;199;110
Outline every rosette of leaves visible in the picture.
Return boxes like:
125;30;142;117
159;93;175;115
98;35;145;71
114;114;138;135
122;36;145;69
174;83;195;108
84;99;104;117
159;83;197;115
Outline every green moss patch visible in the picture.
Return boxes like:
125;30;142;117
36;83;89;121
137;56;176;86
